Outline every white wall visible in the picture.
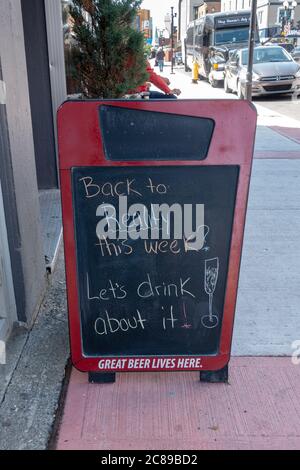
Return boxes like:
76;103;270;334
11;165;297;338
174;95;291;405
222;0;260;12
44;0;67;171
0;0;45;326
180;0;203;38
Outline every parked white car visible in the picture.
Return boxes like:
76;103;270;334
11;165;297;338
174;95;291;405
224;46;300;98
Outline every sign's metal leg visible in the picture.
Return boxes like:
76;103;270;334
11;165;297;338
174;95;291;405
88;372;116;384
200;365;228;383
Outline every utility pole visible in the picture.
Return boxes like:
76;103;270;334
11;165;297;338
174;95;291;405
171;6;177;74
245;0;257;101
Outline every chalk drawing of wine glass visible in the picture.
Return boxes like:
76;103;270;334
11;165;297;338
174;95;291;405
201;257;219;329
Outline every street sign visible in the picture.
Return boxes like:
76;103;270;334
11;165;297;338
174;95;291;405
58;100;256;379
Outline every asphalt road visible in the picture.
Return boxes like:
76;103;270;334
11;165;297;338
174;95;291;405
254;94;300;122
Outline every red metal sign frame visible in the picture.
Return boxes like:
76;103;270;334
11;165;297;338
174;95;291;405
58;99;256;373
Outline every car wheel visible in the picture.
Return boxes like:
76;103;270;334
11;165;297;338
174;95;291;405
224;75;231;93
237;81;244;99
210;78;218;88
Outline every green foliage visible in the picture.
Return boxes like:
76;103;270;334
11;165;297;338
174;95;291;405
69;0;148;98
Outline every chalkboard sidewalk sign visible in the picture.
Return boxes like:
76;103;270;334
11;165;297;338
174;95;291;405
58;100;256;383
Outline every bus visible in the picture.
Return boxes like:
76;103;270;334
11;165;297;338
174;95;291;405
184;10;258;87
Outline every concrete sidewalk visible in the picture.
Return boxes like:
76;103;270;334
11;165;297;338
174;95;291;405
0;248;69;450
54;70;300;450
255;102;300;158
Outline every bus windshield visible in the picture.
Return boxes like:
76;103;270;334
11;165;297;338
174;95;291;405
215;27;249;45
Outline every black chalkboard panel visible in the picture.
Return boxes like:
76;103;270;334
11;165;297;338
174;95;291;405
100;106;215;161
72;166;239;357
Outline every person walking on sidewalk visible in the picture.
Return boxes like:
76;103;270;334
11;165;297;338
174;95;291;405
156;47;165;72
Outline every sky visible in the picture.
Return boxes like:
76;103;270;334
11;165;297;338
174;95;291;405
141;0;178;31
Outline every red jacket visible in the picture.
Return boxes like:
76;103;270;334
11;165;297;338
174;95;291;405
133;61;171;94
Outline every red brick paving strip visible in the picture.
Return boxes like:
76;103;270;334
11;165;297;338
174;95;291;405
269;126;300;145
56;357;300;450
255;151;300;159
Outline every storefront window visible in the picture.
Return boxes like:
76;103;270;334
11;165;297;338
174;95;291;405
278;8;292;26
